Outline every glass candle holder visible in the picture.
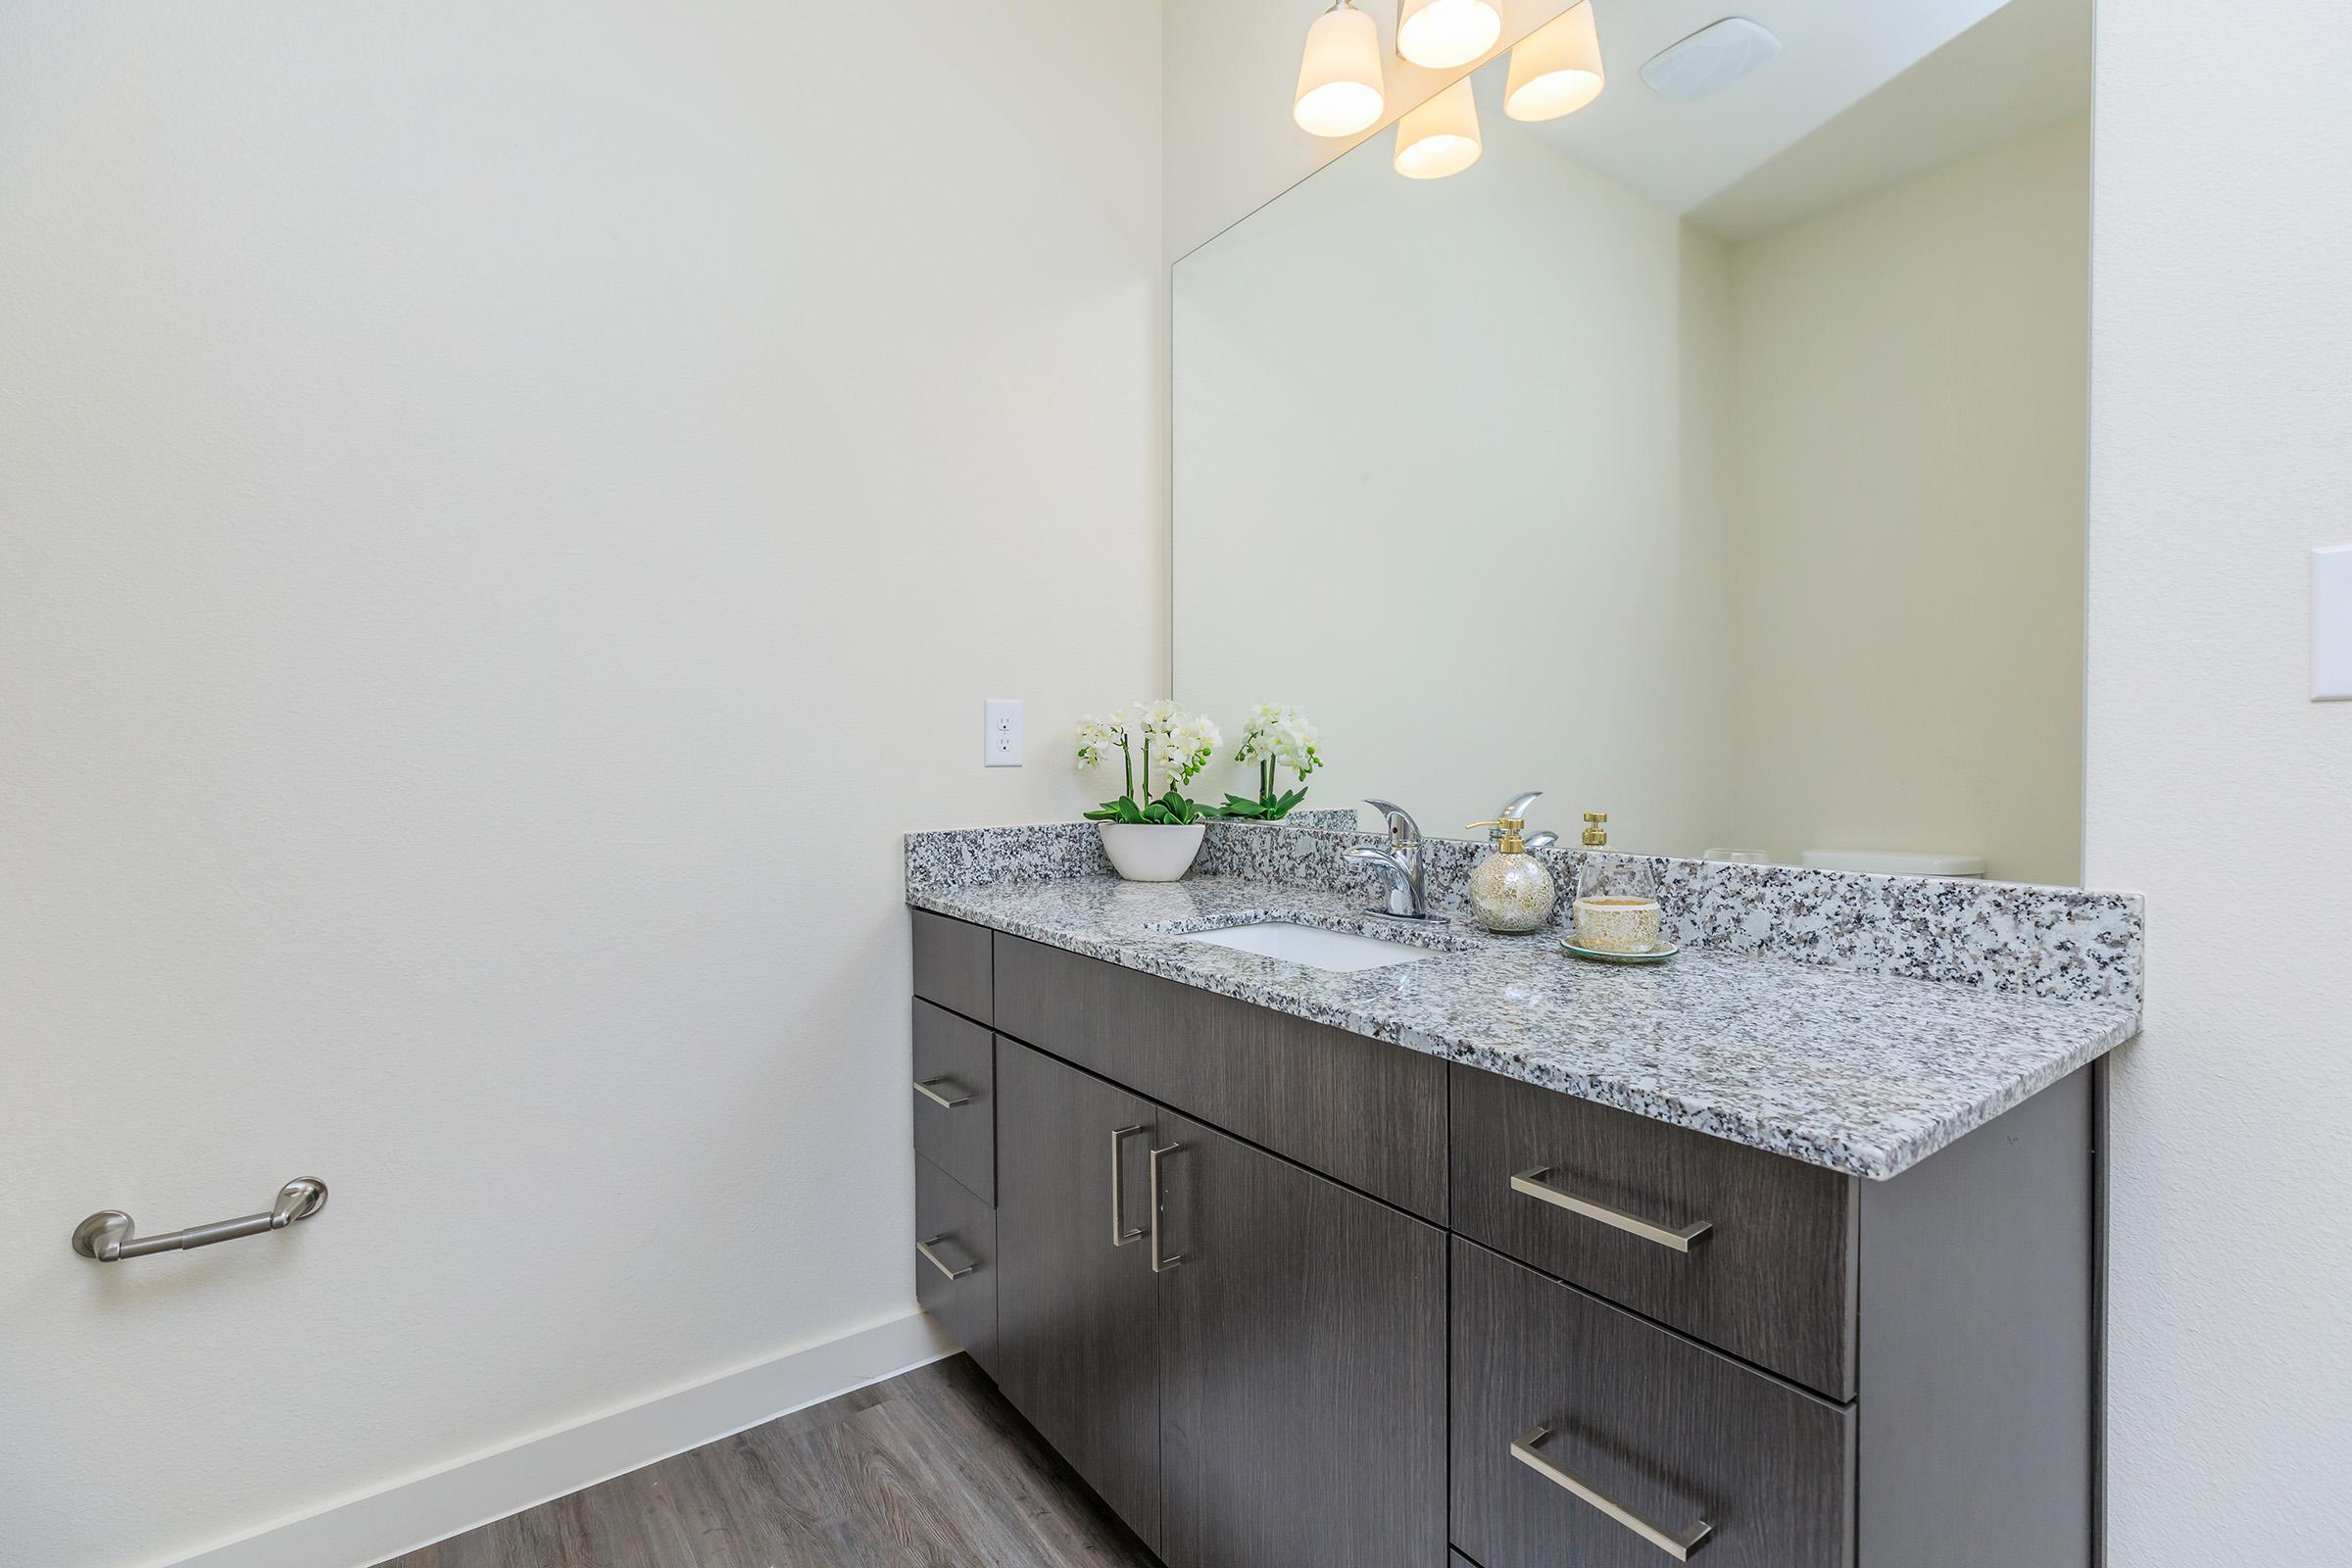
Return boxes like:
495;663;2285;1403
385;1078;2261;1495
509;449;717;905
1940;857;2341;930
1572;857;1661;954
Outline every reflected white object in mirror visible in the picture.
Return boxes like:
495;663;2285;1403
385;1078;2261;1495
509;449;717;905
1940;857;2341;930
1395;75;1484;179
1505;3;1605;122
1396;0;1503;70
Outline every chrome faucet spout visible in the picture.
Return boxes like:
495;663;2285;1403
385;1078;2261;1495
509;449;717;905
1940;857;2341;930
1341;801;1432;921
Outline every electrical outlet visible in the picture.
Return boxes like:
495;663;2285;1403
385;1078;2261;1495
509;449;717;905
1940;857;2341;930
984;699;1024;765
2316;547;2352;701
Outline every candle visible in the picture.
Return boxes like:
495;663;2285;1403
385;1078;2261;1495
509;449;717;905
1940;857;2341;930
1573;895;1661;954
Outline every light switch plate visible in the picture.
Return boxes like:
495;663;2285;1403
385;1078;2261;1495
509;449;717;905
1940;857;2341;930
2315;547;2352;701
984;699;1023;765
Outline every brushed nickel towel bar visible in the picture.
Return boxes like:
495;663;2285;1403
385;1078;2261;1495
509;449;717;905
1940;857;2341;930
72;1177;328;1262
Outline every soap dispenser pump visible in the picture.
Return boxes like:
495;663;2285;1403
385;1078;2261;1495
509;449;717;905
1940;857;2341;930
1465;791;1560;934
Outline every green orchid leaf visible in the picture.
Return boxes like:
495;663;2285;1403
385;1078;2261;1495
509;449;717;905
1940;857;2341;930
1090;795;1152;823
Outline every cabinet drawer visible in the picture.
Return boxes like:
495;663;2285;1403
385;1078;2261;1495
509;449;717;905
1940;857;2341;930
912;1000;995;1204
1452;1239;1854;1568
994;933;1446;1221
911;908;993;1023
1450;1063;1856;1397
915;1154;998;1378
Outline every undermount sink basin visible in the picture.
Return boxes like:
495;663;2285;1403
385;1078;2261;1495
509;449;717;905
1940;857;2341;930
1179;920;1434;973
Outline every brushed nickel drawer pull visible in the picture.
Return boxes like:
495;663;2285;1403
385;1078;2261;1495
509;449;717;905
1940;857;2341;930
916;1235;975;1280
1110;1124;1148;1247
1511;1167;1712;1252
913;1077;973;1108
73;1177;327;1262
1149;1143;1187;1272
1511;1425;1714;1560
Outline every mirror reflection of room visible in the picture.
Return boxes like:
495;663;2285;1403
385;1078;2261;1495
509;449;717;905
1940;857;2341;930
1175;0;2089;886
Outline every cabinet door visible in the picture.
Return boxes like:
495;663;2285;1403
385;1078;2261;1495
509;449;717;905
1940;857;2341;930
1156;1112;1447;1568
995;1041;1163;1550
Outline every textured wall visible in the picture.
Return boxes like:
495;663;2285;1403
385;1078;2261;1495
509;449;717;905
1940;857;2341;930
0;4;1161;1565
2087;1;2352;1560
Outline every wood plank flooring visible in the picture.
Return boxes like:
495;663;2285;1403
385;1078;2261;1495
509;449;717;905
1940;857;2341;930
378;1354;1160;1568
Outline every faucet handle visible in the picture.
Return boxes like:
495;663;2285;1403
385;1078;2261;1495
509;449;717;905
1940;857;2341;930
1363;799;1420;845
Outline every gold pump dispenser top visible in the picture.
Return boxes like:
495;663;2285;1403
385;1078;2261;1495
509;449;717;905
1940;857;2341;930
1467;813;1529;853
1468;790;1546;855
1582;810;1609;849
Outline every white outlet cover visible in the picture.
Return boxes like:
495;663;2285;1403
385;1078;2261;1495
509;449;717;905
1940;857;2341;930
984;698;1024;765
2315;547;2352;701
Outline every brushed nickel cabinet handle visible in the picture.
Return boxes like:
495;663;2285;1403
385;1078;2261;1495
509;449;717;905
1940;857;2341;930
1109;1124;1148;1247
1510;1167;1712;1252
1149;1143;1187;1273
1511;1425;1713;1560
913;1077;972;1108
916;1235;975;1280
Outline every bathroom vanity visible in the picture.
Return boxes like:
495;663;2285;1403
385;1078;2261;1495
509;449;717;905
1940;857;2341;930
904;822;2140;1568
918;5;2123;1558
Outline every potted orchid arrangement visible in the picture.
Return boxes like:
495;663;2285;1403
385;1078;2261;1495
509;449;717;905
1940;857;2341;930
1214;703;1323;820
1076;702;1224;881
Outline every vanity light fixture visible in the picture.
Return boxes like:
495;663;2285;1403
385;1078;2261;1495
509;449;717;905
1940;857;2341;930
1294;0;1387;137
1394;75;1482;179
1396;0;1503;71
1504;2;1605;122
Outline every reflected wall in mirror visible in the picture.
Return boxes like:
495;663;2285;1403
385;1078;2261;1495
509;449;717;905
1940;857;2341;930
1174;0;2089;887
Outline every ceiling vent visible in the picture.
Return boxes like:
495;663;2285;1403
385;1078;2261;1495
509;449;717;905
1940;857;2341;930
1640;17;1784;102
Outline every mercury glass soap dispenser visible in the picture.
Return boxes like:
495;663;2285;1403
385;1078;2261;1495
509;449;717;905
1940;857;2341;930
1465;791;1559;933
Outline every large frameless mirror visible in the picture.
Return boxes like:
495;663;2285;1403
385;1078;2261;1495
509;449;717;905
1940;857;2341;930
1174;0;2090;886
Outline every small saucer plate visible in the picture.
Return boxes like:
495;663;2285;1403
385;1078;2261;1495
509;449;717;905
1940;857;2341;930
1559;936;1680;966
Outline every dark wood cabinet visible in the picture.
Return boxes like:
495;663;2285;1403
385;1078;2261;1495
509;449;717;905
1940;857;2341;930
995;1040;1164;1551
1157;1112;1447;1568
914;1154;997;1378
913;913;2097;1568
1450;1061;1858;1399
1451;1238;1854;1568
995;932;1448;1221
911;999;995;1204
910;907;993;1023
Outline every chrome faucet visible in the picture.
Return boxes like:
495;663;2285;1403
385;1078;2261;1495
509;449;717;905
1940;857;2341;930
1342;798;1434;921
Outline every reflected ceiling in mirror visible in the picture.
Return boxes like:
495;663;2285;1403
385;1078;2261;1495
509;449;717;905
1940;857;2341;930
1174;0;2090;887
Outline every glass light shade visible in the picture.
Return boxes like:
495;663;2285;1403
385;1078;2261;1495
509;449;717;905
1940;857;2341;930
1294;2;1386;137
1396;0;1503;70
1393;76;1482;179
1504;2;1605;121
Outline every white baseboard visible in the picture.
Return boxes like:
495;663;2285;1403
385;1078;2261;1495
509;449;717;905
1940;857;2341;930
161;1310;956;1568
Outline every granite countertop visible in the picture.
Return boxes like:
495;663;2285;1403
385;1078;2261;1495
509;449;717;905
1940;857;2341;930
908;871;2140;1181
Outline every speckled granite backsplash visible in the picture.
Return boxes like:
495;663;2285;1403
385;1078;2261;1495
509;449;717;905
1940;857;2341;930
905;819;2143;1005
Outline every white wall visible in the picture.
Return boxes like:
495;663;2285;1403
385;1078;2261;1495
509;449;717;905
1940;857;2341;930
1724;117;2089;885
0;5;1162;1567
1164;0;1576;261
2087;2;2352;1560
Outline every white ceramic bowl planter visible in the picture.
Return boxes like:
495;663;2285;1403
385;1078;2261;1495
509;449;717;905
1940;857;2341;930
1075;702;1229;884
1097;821;1207;882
